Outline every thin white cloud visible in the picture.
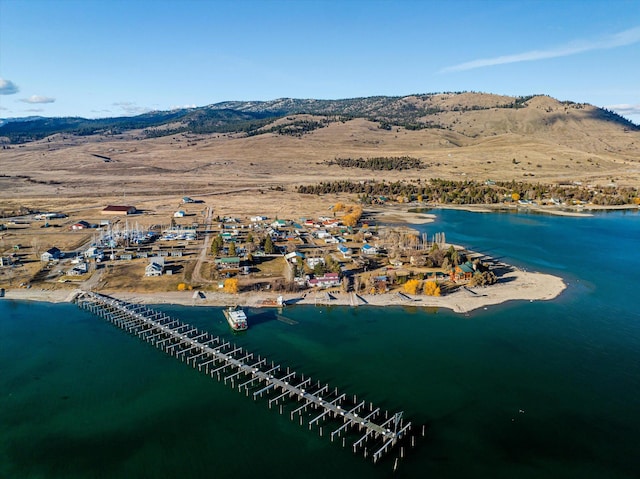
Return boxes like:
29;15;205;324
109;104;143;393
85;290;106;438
24;108;44;113
606;103;640;116
20;95;56;104
113;101;151;115
441;26;640;73
0;106;8;111
170;104;197;110
0;78;20;95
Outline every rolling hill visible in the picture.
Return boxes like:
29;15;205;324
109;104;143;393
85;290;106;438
1;92;639;204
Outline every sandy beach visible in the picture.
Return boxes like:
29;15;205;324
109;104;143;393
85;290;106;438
368;208;436;225
1;267;565;315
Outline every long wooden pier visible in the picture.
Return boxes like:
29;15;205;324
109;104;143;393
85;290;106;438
75;291;415;465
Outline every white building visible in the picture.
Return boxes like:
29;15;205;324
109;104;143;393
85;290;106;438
306;257;325;268
307;272;341;288
361;244;378;255
41;247;62;262
84;247;104;260
145;257;165;277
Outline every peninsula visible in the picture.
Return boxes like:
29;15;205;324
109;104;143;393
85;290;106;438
2;92;637;312
1;203;566;314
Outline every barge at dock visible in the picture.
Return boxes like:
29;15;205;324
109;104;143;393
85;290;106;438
224;305;248;331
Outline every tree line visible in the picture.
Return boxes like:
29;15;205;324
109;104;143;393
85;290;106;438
259;119;331;137
325;156;424;171
296;178;640;206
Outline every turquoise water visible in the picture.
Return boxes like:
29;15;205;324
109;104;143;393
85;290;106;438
1;209;639;478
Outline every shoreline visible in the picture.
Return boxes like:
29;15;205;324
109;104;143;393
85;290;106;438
1;267;566;315
1;204;579;315
407;202;639;217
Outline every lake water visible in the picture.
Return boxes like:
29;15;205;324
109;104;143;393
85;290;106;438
1;209;639;478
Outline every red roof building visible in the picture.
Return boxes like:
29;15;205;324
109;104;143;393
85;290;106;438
70;220;91;230
307;272;341;288
101;205;137;215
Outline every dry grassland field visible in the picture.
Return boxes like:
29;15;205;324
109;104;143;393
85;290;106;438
1;93;639;304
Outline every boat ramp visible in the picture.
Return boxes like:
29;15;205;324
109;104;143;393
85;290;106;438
74;290;417;467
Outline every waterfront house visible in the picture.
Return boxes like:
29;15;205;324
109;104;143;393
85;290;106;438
68;262;88;275
307;272;341;288
145;257;165;277
451;261;475;282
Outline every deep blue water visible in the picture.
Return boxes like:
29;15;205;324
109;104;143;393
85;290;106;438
1;209;639;478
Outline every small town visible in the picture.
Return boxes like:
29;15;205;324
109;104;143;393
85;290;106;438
0;196;499;302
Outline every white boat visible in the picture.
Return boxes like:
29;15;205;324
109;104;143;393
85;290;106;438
223;306;248;331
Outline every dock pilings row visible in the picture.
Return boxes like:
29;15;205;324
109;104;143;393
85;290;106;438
75;290;417;467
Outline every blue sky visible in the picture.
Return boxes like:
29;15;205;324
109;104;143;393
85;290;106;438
1;0;639;124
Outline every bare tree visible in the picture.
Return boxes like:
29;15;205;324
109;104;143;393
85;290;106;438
31;238;41;258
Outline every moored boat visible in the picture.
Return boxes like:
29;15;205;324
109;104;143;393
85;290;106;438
223;305;248;331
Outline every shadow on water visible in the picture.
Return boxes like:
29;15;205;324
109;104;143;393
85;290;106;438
283;296;305;305
245;309;278;327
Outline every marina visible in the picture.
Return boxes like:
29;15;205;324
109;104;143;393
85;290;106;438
3;210;640;478
74;290;416;466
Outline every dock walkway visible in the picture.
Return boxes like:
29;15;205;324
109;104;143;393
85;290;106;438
75;291;414;465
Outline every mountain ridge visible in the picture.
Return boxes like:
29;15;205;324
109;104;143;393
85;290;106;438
1;92;637;144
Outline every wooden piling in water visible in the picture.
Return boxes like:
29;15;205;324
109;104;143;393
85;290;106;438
75;291;417;465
